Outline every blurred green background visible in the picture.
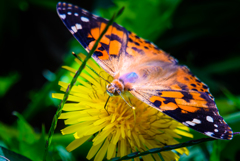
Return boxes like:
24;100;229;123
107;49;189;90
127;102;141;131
0;0;240;160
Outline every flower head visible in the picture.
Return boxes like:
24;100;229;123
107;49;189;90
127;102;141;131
53;53;193;161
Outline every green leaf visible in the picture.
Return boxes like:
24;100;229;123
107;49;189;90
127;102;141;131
219;135;240;161
0;122;18;148
221;88;240;110
14;112;45;161
202;56;240;75
14;112;37;145
0;146;31;161
210;140;226;161
0;72;19;97
215;99;236;115
210;135;240;161
55;145;75;161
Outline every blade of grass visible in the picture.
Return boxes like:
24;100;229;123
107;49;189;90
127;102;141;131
221;87;240;109
43;6;124;161
111;133;240;161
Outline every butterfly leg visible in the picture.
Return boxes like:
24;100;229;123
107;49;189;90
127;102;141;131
104;96;111;115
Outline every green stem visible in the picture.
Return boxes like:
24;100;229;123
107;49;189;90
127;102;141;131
111;133;239;161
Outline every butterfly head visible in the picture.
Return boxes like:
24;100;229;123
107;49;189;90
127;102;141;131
106;79;124;96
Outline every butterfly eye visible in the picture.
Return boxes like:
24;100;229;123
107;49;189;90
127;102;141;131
106;84;111;89
106;83;114;95
106;83;120;96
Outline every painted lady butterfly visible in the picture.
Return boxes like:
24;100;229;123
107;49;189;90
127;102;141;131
56;2;233;140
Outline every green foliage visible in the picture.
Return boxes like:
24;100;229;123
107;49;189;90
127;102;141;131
0;72;19;97
217;135;240;161
100;0;182;41
210;135;240;161
0;112;44;161
0;146;31;161
0;112;75;161
0;0;240;161
14;112;45;161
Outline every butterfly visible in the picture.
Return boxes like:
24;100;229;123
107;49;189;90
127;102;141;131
56;2;233;140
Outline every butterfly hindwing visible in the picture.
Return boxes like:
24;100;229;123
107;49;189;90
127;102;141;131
57;2;128;75
130;66;233;140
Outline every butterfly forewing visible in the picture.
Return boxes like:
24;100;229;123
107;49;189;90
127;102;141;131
57;2;233;140
57;2;128;76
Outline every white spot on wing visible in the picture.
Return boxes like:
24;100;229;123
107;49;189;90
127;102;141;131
206;116;214;122
71;26;77;33
69;30;74;34
74;13;79;16
214;129;218;132
76;23;82;30
185;121;196;126
205;132;214;136
185;118;201;126
67;12;72;15
81;16;89;22
59;14;66;19
214;124;218;127
192;118;201;124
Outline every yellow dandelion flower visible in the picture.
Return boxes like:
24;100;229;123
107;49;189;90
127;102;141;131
52;53;193;161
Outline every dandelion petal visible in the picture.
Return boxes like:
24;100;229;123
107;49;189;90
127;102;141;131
86;140;103;160
66;135;91;152
94;138;109;161
107;141;116;159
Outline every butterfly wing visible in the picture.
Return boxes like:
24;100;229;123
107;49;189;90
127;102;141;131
110;24;233;140
56;2;128;76
129;64;233;140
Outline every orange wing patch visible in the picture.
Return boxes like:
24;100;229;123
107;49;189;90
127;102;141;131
109;40;122;56
126;32;176;63
87;24;110;60
82;21;127;75
178;105;199;114
160;91;184;98
149;96;178;111
148;90;208;114
177;66;210;93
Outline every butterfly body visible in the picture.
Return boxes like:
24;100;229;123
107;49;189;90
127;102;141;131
57;2;233;140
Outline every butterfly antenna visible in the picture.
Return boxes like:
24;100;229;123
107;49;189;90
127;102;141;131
104;96;111;115
93;70;111;84
72;52;111;84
